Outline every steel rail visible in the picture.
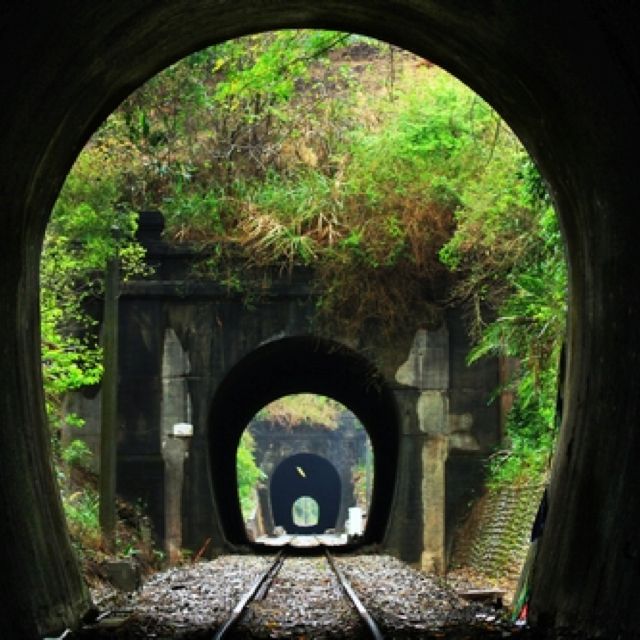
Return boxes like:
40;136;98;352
324;548;385;640
213;549;285;640
214;538;384;640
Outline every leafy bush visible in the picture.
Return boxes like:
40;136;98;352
443;158;566;486
63;489;101;554
61;439;93;469
236;432;265;520
65;33;518;338
256;393;343;429
51;29;566;498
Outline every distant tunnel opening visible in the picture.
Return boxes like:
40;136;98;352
238;392;373;544
271;453;341;535
292;496;320;528
208;335;399;549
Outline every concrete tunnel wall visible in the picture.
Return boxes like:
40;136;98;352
66;218;496;569
2;3;640;637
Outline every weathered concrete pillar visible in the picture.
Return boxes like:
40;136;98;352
255;486;273;537
387;327;450;570
99;250;120;552
421;434;448;573
161;329;192;433
163;435;189;563
160;329;192;562
417;391;448;573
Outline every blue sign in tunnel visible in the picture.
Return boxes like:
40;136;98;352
270;452;341;534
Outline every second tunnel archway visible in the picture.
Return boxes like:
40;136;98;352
208;335;399;548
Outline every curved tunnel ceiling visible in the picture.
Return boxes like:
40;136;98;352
208;335;399;548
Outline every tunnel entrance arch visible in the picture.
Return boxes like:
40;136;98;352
241;393;372;542
271;453;341;535
208;335;399;548
4;4;640;638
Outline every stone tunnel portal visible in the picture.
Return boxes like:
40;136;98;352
4;4;640;638
243;395;371;541
208;336;399;549
270;453;341;535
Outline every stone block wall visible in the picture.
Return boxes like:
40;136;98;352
451;483;545;579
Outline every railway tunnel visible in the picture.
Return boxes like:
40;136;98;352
208;336;399;550
244;398;370;541
270;453;342;535
2;3;640;638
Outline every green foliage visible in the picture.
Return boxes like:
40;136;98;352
61;483;159;563
81;33;505;337
444;155;567;486
43;155;140;422
103;30;354;234
212;31;351;107
43;131;150;428
52;29;566;495
63;488;101;553
292;496;319;526
489;369;558;486
54;31;541;339
236;431;265;520
255;393;344;429
61;439;93;469
43;119;152;558
352;461;370;509
310;69;499;335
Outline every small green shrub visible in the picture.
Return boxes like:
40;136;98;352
62;439;93;469
236;432;265;520
63;489;101;553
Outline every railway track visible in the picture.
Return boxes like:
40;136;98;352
213;538;384;639
70;546;512;638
